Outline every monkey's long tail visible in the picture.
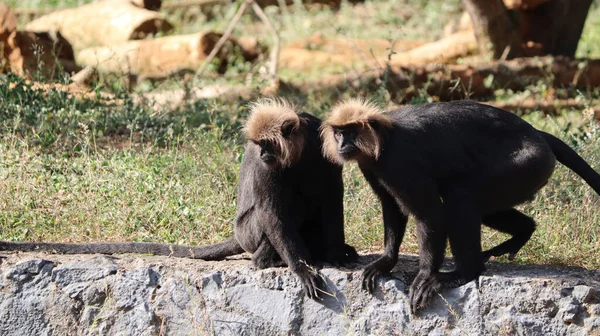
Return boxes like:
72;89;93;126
0;238;245;260
540;131;600;195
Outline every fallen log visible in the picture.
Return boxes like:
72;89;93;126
13;1;225;22
130;56;600;109
25;0;173;52
390;30;477;66
2;30;80;79
2;4;79;78
279;48;354;71
76;31;260;79
283;34;423;67
289;56;600;102
15;0;362;22
280;31;473;72
482;99;600;120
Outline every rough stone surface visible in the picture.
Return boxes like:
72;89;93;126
1;252;599;335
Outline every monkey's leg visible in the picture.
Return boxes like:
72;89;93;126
251;238;286;269
477;142;552;263
361;173;408;293
407;212;448;312
482;209;536;262
409;187;483;313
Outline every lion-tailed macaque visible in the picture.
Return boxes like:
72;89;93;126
320;99;600;312
1;98;358;299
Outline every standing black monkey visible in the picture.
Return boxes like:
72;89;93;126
320;99;600;312
1;98;357;299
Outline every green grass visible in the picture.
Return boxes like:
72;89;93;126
1;73;600;268
1;0;600;269
578;1;600;58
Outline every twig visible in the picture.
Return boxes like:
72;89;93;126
251;1;280;84
192;0;249;84
70;66;97;86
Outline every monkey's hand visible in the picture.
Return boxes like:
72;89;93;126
294;266;327;300
409;271;471;313
362;255;395;293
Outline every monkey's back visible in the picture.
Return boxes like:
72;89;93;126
385;100;551;178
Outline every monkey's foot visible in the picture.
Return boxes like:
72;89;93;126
482;239;525;262
408;271;472;313
361;255;396;293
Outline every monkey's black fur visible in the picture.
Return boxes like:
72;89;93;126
328;100;600;312
0;112;357;300
0;240;243;258
233;112;357;299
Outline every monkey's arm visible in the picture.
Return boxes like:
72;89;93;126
0;238;244;260
361;170;408;293
257;209;326;299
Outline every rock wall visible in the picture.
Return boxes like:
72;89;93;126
0;253;599;335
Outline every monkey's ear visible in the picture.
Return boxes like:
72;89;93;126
281;120;296;138
367;116;389;133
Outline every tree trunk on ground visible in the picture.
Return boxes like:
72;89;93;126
461;0;524;59
4;31;80;79
76;31;260;79
2;4;80;78
481;98;600;120
390;30;478;66
287;56;600;102
25;0;173;52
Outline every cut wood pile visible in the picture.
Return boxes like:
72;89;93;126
1;0;262;82
0;0;598;117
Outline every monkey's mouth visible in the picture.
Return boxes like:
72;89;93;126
338;148;357;160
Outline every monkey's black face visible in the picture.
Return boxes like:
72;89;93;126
256;140;277;165
333;126;360;160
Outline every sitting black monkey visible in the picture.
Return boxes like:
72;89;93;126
320;99;600;312
1;98;358;299
226;98;358;298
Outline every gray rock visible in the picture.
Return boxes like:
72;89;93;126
573;285;599;304
0;254;599;335
51;256;118;287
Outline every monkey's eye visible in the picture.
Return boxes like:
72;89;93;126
334;131;342;140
